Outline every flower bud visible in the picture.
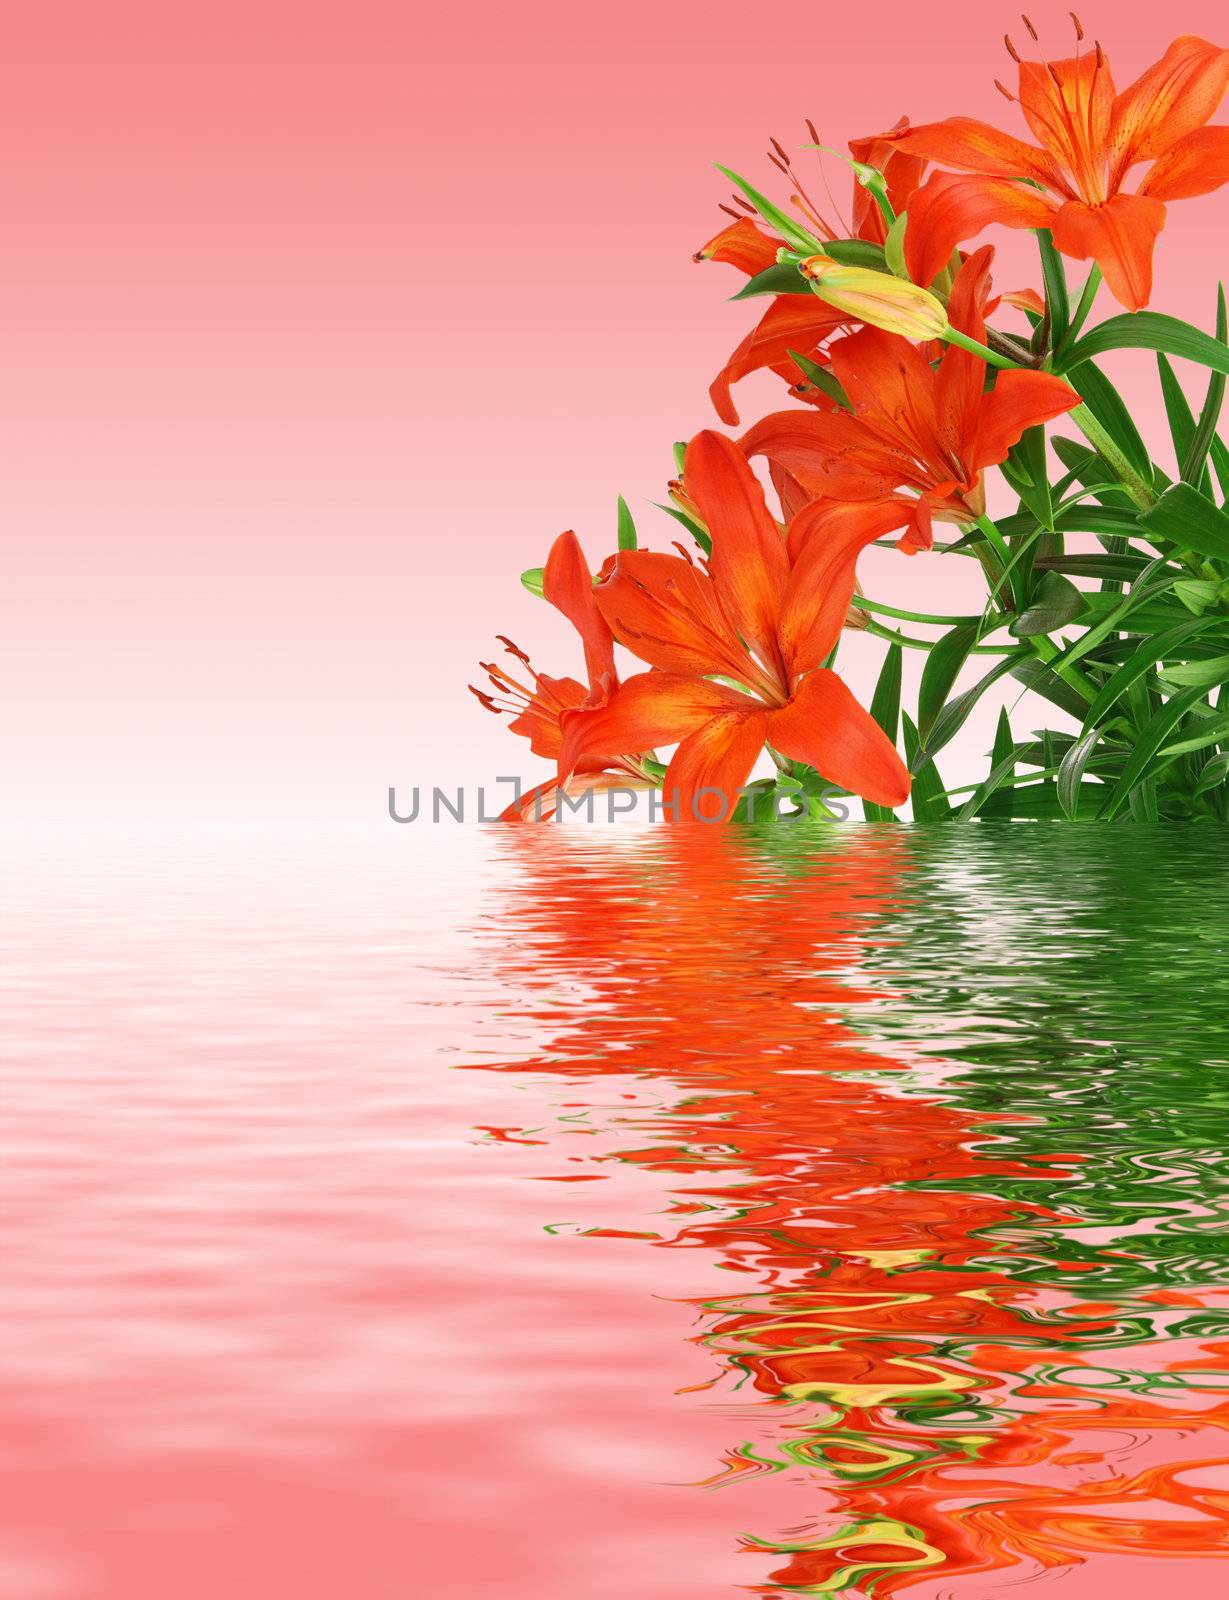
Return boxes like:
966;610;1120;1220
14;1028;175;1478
799;255;949;340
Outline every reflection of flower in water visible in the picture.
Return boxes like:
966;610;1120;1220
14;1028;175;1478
475;828;1229;1595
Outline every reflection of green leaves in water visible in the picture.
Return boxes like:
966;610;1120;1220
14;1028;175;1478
854;825;1229;1295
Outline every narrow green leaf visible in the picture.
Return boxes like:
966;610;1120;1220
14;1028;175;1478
653;501;711;555
918;624;980;737
1010;657;1091;721
1057;725;1103;818
1158;712;1229;759
1009;571;1086;637
715;165;824;255
616;495;637;552
520;566;545;597
1195;752;1229;795
787;349;850;410
1002;426;1055;529
1138;481;1229;561
916;653;1022;763
1034;554;1149;580
1157;654;1229;690
1061;311;1229;377
730;262;810;300
864;641;903;822
1036;229;1070;342
1173;578;1222;615
1098;686;1206;819
1156;352;1201;477
1182;284;1228;487
958;741;1028;821
902;712;949;821
1081;618;1208;728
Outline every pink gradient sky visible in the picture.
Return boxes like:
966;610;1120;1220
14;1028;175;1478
4;0;1228;821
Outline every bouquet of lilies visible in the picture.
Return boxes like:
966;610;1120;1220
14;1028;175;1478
473;23;1229;823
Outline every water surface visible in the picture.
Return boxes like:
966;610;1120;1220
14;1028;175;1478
4;823;1229;1597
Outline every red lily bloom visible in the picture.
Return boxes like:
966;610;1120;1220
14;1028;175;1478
738;248;1079;530
696;122;931;425
559;431;914;823
886;31;1229;310
470;530;655;820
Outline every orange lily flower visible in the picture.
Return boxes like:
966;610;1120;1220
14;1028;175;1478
695;122;931;424
559;431;914;823
470;530;656;820
886;30;1229;310
739;248;1079;530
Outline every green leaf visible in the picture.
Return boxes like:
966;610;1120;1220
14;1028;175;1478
1182;284;1228;487
918;623;979;737
1158;654;1229;691
616;495;637;552
1061;311;1229;377
958;740;1029;821
864;642;903;822
902;712;949;821
1002;426;1055;529
1158;712;1229;759
1050;437;1137;513
1098;686;1207;820
1156;352;1203;481
731;262;810;300
520;566;545;597
1036;228;1070;343
1009;571;1086;637
1034;553;1149;580
1057;725;1103;819
715;165;825;255
1138;482;1229;562
991;706;1014;819
917;653;1022;763
787;349;850;410
1010;657;1091;721
1066;361;1152;479
1081;618;1208;729
1173;578;1222;615
653;501;711;555
1195;752;1229;795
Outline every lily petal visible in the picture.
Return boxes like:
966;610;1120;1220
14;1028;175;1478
559;671;756;782
779;498;919;677
711;296;849;425
767;668;910;808
684;431;790;675
968;370;1081;476
903;171;1059;287
1139;124;1229;200
663;709;768;824
1051;193;1166;311
1017;53;1115;188
694;216;782;276
1111;36;1229;180
593;550;748;679
885;115;1068;190
543;530;616;689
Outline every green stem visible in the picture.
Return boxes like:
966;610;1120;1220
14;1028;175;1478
857;596;996;628
1068;402;1157;510
861;618;1016;654
942;326;1016;370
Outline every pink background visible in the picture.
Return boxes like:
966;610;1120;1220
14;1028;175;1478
4;0;1228;823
